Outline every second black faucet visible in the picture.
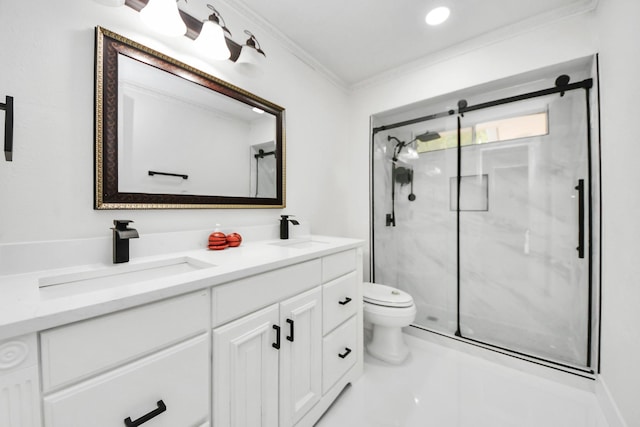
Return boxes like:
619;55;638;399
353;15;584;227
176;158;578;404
280;215;299;239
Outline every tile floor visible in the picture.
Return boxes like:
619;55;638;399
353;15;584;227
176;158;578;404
316;335;609;427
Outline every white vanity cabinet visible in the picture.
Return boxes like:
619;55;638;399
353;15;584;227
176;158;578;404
0;334;42;427
40;290;211;427
0;237;363;427
212;248;363;427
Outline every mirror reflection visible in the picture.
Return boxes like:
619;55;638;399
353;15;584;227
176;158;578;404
95;27;285;209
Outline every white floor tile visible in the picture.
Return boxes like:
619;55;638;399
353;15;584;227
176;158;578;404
316;335;609;427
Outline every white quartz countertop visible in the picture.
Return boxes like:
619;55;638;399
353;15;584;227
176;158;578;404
0;235;363;341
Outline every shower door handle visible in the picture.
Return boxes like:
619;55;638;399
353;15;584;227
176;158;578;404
575;179;585;259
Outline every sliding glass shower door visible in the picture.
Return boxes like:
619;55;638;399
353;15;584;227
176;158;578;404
371;67;596;369
457;90;591;367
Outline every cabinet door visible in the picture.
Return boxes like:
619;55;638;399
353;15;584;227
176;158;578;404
279;287;322;426
213;304;280;427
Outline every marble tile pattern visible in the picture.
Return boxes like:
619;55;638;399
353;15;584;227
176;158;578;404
316;335;609;427
372;90;592;367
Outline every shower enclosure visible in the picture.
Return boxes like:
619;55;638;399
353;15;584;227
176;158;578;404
371;61;599;370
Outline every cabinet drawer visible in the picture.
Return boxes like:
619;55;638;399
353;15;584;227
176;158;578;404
322;316;357;394
43;334;209;427
212;259;321;327
322;249;356;282
323;272;358;334
40;290;209;392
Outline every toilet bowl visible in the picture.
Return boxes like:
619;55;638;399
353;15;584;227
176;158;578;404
363;282;416;364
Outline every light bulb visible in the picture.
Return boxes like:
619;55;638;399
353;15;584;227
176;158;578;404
139;0;186;37
194;20;231;60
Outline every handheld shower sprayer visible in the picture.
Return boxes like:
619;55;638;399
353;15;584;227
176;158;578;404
385;130;441;226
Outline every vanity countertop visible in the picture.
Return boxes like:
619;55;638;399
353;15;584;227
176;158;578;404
0;235;363;341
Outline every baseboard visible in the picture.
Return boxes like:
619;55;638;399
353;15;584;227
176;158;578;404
595;376;628;427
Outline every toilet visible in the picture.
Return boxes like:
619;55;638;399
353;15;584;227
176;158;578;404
363;282;416;364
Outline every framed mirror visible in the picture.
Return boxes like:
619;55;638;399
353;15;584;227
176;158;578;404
95;27;285;209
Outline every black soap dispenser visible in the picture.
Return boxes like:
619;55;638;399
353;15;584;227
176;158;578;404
280;215;299;239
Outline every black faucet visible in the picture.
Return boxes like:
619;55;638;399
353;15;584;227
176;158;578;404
280;215;299;239
112;220;139;264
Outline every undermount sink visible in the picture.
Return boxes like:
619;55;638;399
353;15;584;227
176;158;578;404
38;257;214;296
269;238;329;249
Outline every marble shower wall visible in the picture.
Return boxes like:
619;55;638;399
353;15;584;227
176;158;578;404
372;89;591;367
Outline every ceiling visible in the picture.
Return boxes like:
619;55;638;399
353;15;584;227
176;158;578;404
221;0;595;86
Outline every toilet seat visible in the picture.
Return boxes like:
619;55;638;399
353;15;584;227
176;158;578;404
363;282;413;308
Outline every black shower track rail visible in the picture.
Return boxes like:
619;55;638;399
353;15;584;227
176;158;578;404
372;77;593;135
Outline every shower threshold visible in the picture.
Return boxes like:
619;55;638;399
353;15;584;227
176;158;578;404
405;325;596;383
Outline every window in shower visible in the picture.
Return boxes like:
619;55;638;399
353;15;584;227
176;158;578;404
475;111;548;144
416;111;548;154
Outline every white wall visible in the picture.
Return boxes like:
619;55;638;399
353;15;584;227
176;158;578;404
0;0;351;243
595;0;640;426
348;12;598;276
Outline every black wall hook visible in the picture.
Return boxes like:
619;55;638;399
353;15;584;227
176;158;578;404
1;95;14;161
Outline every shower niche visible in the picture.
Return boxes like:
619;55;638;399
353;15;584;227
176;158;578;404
370;57;600;373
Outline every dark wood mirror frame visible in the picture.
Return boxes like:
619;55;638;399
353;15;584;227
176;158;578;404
94;27;286;209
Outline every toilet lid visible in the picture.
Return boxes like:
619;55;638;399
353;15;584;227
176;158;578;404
363;282;414;308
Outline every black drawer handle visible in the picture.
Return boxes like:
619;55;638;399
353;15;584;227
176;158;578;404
338;347;352;359
286;318;294;342
124;400;166;427
338;297;352;306
272;324;281;349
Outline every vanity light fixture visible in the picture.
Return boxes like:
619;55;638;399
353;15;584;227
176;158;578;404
139;0;187;36
123;0;267;69
193;4;231;60
425;6;450;26
236;30;266;75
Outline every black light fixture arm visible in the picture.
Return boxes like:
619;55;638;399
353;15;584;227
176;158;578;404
243;30;266;57
206;4;231;37
1;95;14;161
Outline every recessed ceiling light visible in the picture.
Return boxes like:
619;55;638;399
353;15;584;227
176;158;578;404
425;6;450;26
252;107;265;114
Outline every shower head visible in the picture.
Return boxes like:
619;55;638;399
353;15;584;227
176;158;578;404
413;130;441;142
387;130;440;162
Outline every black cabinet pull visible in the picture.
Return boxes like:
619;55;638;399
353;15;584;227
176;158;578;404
272;324;281;349
338;297;352;306
286;318;294;342
338;347;352;359
124;400;166;427
575;179;585;259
